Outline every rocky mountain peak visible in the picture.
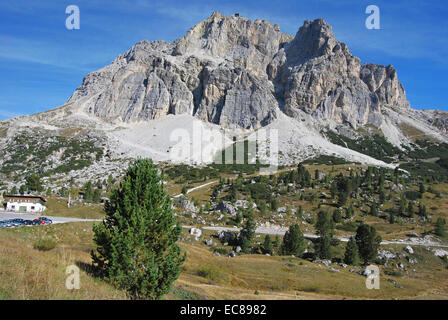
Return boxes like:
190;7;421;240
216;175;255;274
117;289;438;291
65;12;411;131
173;11;292;68
285;18;341;66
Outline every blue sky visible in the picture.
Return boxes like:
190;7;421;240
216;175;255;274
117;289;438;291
0;0;447;120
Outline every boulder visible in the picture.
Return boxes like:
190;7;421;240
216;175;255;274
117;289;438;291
404;246;414;254
189;227;202;239
433;249;448;258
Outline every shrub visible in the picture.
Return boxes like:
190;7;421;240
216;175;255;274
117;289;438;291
404;190;422;201
33;238;57;251
196;266;225;282
172;287;200;300
336;222;358;232
213;247;228;255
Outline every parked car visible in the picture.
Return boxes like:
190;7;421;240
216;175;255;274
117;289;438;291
38;217;53;225
0;217;52;228
32;219;43;225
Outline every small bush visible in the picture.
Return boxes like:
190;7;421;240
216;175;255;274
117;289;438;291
213;247;228;255
33;238;57;251
172;287;200;300
336;222;358;232
196;266;225;282
384;269;404;277
330;238;341;246
301;286;320;293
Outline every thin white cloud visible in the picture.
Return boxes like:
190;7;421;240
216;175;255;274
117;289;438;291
0;109;22;119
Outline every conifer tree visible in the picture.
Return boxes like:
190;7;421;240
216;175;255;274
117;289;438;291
25;173;43;192
280;224;305;256
407;202;414;218
418;203;428;218
355;224;382;264
344;237;360;266
369;202;378;217
273;235;281;253
379;186;386;204
345;205;354;219
239;210;256;253
91;159;186;300
316;234;332;259
315;211;335;259
262;235;273;255
389;212;395;224
435;218;446;237
316;210;335;237
333;209;342;223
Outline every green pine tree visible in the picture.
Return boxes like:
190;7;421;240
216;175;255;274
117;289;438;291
345;205;354;219
83;181;94;202
333;209;343;223
316;210;335;237
239;211;256;253
280;224;305;256
91;159;186;300
262;235;273;255
25;173;43;192
407;202;414;218
316;235;332;259
418;203;428;218
435;218;446;237
344;237;360;266
355;224;382;264
273;235;281;254
369;202;378;217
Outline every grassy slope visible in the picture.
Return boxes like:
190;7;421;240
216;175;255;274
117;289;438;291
1;222;447;300
44;197;106;219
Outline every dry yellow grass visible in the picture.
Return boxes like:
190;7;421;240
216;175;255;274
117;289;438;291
0;222;447;300
44;197;105;219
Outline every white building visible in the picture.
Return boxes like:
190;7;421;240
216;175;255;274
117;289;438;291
5;195;47;213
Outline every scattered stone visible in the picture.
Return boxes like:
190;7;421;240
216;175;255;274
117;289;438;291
433;249;448;258
406;233;419;238
404;246;414;254
180;200;199;213
218;231;237;244
189;227;202;239
378;249;396;260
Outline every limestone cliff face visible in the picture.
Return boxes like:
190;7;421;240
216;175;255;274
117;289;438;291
268;19;409;129
68;12;410;130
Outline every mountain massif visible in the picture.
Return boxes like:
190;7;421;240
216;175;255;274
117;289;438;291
68;12;409;130
1;11;448;191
